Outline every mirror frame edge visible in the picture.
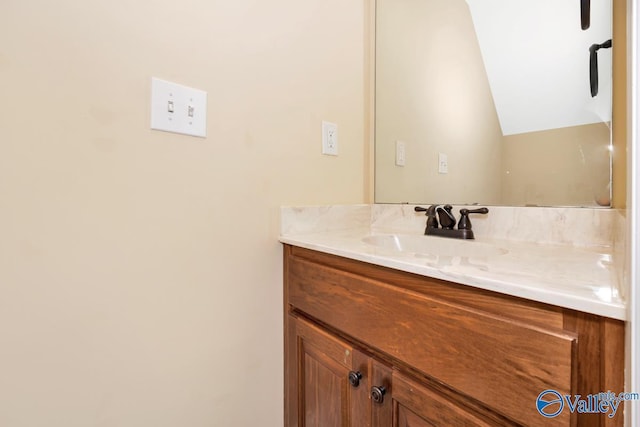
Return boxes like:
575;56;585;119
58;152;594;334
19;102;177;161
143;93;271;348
365;0;376;204
612;0;628;209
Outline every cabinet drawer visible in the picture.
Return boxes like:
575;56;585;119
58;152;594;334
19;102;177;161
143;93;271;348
287;255;576;426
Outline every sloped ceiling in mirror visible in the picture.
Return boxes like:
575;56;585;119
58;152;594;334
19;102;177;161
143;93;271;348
465;0;612;135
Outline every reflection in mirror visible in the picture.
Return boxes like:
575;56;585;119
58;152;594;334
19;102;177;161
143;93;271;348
374;0;612;207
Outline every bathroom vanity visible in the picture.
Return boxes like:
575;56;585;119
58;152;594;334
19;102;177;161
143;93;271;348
281;205;627;427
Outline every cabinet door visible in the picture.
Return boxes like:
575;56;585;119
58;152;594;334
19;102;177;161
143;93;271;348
286;316;371;427
392;373;496;427
371;362;496;427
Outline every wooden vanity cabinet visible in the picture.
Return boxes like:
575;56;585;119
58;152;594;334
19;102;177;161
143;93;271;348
284;245;625;427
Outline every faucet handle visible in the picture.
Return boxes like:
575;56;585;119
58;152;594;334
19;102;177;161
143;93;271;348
415;205;439;229
458;207;489;231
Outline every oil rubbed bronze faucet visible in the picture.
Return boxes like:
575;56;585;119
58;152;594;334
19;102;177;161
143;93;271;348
414;205;488;240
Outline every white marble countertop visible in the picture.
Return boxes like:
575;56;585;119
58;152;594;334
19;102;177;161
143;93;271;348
280;205;626;320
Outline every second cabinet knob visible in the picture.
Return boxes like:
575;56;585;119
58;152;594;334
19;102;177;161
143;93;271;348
371;385;386;404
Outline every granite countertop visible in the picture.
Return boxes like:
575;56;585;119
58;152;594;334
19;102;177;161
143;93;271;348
280;205;626;321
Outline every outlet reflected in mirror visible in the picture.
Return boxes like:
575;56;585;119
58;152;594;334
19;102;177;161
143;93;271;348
374;0;613;207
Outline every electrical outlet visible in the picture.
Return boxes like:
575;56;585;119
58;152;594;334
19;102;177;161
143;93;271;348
438;153;448;174
396;141;406;166
322;121;338;156
151;77;207;137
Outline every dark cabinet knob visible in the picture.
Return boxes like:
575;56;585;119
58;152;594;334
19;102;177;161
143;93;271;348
348;371;363;387
371;386;386;404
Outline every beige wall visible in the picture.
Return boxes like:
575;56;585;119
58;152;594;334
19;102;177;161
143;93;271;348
502;123;612;206
374;0;503;205
0;1;367;426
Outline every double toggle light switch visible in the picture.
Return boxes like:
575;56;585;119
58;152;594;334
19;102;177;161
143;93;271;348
150;77;207;138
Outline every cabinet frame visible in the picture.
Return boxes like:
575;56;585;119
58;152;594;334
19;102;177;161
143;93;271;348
284;245;625;427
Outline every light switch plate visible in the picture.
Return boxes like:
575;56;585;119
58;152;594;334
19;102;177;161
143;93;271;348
151;77;207;138
396;140;406;166
322;121;338;156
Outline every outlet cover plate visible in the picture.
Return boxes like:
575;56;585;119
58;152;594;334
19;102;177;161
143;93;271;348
322;121;338;156
438;152;448;174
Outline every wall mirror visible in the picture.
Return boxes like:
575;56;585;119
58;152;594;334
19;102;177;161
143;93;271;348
374;0;613;207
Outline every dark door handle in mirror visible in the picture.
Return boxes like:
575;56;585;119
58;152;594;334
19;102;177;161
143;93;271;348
581;0;591;30
589;39;612;97
371;386;387;404
348;371;363;388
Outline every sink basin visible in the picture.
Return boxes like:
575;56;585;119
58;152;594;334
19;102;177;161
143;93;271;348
362;234;508;258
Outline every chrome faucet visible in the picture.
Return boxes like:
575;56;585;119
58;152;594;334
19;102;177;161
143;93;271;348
415;205;488;239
